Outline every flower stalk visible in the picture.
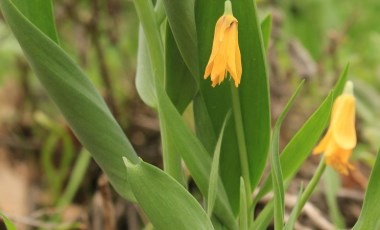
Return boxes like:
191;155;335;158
297;156;326;217
230;81;252;213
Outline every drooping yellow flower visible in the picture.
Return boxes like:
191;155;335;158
313;81;356;175
204;0;242;87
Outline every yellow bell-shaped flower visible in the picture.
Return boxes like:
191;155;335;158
313;81;357;175
204;1;242;87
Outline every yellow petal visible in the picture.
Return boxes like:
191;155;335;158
204;17;224;79
210;29;229;81
203;14;242;87
235;32;242;86
204;61;214;79
323;134;340;157
226;23;237;78
312;129;332;154
325;148;353;175
332;95;356;149
219;15;235;42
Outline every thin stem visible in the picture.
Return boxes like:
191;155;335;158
297;157;326;217
229;82;252;209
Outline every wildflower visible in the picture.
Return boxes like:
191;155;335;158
313;81;357;175
204;0;242;87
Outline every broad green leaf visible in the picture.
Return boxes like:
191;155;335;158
11;0;58;43
195;0;271;214
283;185;304;230
136;27;157;108
324;167;345;229
260;14;272;51
0;211;16;230
124;158;214;230
135;0;236;226
255;64;349;203
156;86;237;229
271;81;304;230
353;149;380;230
134;0;186;184
162;0;199;114
207;112;231;217
165;23;197;113
0;0;139;200
193;93;218;154
162;0;199;79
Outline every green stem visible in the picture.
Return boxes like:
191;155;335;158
230;82;252;209
134;0;183;184
297;157;326;217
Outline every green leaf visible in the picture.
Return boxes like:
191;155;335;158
239;178;248;230
353;149;380;230
163;0;199;114
332;64;350;97
283;184;304;230
135;0;236;226
0;211;16;230
136;27;157;108
124;158;214;230
162;0;199;79
165;23;197;113
156;86;237;229
207;112;231;217
135;0;188;185
0;0;140;200
195;0;271;214
271;81;304;230
193;94;218;154
255;64;349;203
260;14;272;51
11;0;58;43
271;138;285;229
